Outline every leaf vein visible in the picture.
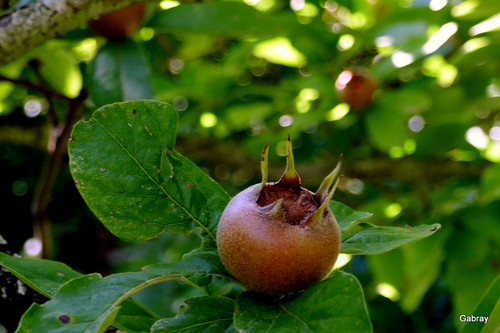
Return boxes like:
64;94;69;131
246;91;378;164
93;119;216;242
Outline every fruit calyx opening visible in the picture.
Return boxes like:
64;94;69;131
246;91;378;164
256;137;342;226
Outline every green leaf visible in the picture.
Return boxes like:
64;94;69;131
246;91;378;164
329;200;373;231
15;272;172;333
341;223;441;255
0;253;160;333
37;48;82;98
368;226;451;313
143;251;235;295
87;40;155;107
0;252;82;297
69;100;230;246
151;296;235;333
461;273;500;333
365;106;408;154
480;164;500;204
234;271;372;333
149;2;279;37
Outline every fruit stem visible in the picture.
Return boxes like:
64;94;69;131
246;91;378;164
316;155;343;203
276;135;301;189
261;143;270;188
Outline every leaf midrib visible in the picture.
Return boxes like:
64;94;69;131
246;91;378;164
93;118;216;242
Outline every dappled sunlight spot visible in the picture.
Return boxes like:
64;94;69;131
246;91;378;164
451;0;477;17
404;139;416;154
466;126;489;149
375;36;395;56
376;283;401;301
24;99;43;118
449;149;476;162
486;84;500;98
12;180;28;196
139;27;155;41
422;22;458;54
244;0;275;11
469;13;500;36
290;0;306;11
389;146;404;159
302;121;318;133
462;37;490;53
437;64;458;87
173;96;188;111
279;115;294;127
335;70;353;90
346;178;364;195
429;0;447;11
338;34;355;51
72;38;98;62
276;140;288;156
391;51;414;68
326;103;350;121
484;141;500;163
408;115;425;133
294;2;319;23
333;254;352;269
489;126;500;140
253;37;307;68
290;0;305;11
295;88;319;113
24;238;42;258
159;0;179;10
200;112;217;128
422;55;458;87
169;58;184;74
385;203;402;218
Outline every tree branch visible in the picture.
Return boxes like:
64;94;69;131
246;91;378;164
0;0;147;66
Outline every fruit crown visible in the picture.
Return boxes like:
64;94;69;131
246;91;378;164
259;136;343;224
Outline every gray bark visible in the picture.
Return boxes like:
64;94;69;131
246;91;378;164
0;0;146;66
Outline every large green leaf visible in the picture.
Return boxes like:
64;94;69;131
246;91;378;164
87;40;155;107
149;2;280;37
151;296;235;333
341;223;441;255
69;100;230;247
15;272;171;333
143;250;235;296
0;253;159;333
234;271;372;333
368;226;451;313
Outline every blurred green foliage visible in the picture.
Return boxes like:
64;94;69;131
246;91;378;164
1;0;499;331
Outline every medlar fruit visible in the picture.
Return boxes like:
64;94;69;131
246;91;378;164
217;138;342;295
88;2;146;40
335;68;377;109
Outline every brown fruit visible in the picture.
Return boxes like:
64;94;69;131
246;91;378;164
335;68;377;109
217;137;342;295
88;2;146;40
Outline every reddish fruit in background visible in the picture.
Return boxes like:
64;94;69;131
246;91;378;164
88;2;146;40
217;137;342;295
335;69;378;109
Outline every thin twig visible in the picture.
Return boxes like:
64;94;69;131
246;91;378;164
0;74;73;103
31;89;88;259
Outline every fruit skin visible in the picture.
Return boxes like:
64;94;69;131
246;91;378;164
217;139;342;295
88;2;146;40
335;68;377;109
